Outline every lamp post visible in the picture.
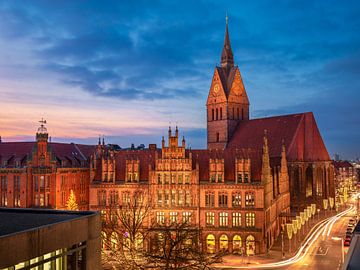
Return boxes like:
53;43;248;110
286;223;293;253
323;199;328;218
317;208;320;220
292;220;298;250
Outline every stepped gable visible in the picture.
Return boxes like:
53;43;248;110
114;148;159;182
227;112;330;161
191;148;263;182
0;142;35;166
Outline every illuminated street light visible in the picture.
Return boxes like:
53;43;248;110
329;197;334;210
286;223;293;253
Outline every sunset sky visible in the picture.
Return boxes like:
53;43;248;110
0;1;359;159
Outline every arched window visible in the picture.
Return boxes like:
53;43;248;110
135;233;143;252
220;107;223;120
219;234;229;250
241;108;244;120
237;108;240;119
233;235;242;253
216;132;220;142
246;235;255;255
216;108;218;120
232;107;235;119
306;167;313;197
110;232;118;250
212;109;214;121
206;234;215;253
101;231;107;250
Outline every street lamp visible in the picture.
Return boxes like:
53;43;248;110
292;220;298;249
329;197;334;210
317;208;320;220
281;224;285;259
286;223;293;253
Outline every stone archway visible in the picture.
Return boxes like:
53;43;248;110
305;167;313;198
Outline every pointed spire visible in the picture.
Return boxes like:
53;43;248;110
220;14;234;68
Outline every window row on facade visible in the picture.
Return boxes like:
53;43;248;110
206;233;255;255
205;191;255;208
205;212;255;228
156;173;191;185
157;189;192;207
97;190;144;207
156;211;193;224
0;175;21;207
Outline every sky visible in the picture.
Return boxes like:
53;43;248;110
0;1;359;159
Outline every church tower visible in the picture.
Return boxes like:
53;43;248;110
207;17;250;149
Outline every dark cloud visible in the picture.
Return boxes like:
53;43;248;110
0;0;359;158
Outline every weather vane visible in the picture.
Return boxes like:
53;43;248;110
39;118;47;124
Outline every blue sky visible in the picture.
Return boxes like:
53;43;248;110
0;1;359;159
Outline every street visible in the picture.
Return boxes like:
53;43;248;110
216;201;358;270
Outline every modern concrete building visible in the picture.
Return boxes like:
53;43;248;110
0;208;101;270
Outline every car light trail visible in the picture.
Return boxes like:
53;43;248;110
217;206;354;269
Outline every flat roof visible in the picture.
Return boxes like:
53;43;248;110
0;208;97;237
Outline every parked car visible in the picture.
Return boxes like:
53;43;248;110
345;235;352;241
346;231;353;237
344;239;351;247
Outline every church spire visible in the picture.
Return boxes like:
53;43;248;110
220;14;234;68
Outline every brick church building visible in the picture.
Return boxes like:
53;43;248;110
0;21;334;255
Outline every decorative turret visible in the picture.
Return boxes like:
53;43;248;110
279;140;289;194
36;118;48;142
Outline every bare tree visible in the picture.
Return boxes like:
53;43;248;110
101;192;222;270
102;191;151;270
145;221;223;270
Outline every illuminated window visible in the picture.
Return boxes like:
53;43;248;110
1;176;8;206
178;174;183;184
164;190;170;206
245;212;255;227
170;212;178;223
156;212;165;224
206;212;215;226
232;212;241;227
183;212;192;223
219;212;228;227
245;192;255;207
232;192;241;207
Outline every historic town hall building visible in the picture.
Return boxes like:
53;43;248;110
0;21;334;255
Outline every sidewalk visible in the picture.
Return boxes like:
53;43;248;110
216;209;341;268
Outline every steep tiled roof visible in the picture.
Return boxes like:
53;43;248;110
227;112;330;162
216;66;237;97
0;142;35;166
0;141;95;168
